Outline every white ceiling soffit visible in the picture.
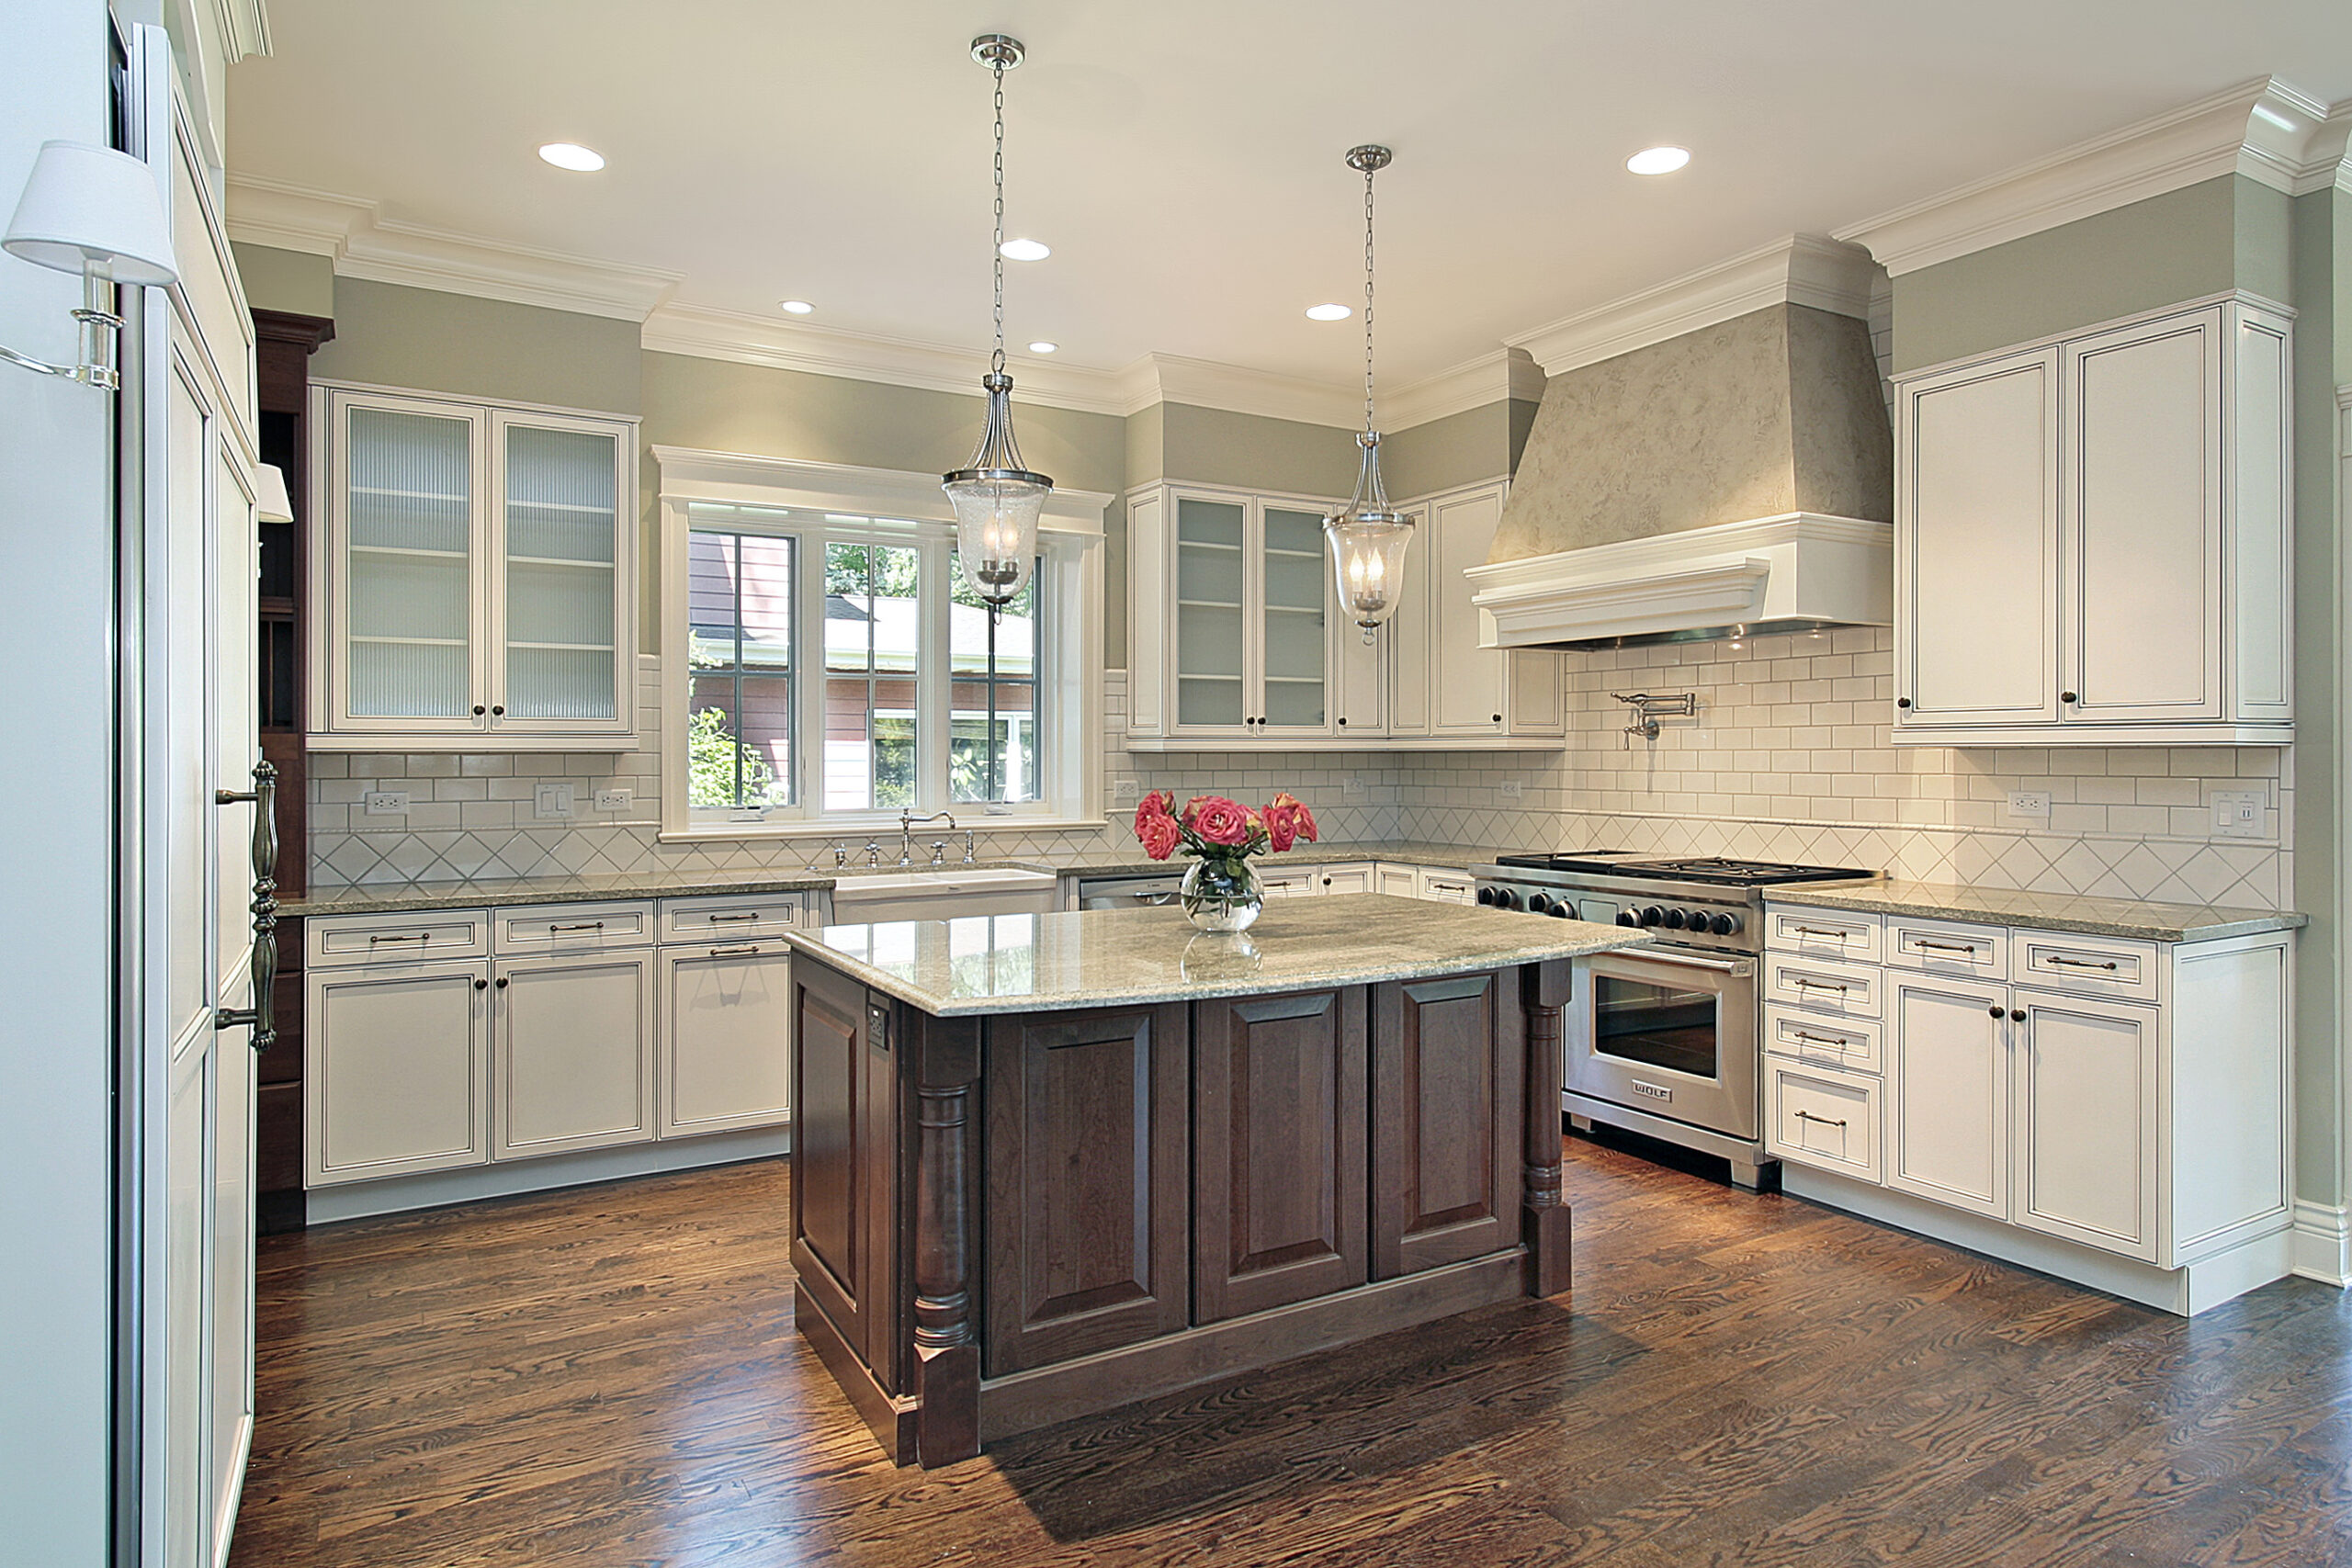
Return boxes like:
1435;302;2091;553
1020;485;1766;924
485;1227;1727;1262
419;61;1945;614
1838;77;2352;277
228;174;683;321
1506;234;1879;379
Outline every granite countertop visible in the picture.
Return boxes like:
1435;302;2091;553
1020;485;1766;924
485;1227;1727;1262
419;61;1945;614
784;893;1648;1016
283;868;842;917
1065;841;1489;880
1765;880;2306;943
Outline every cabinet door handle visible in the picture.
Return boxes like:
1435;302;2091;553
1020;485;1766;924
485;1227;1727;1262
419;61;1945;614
494;976;509;989
1792;1110;1848;1129
492;705;506;716
472;705;487;716
704;911;761;922
1791;925;1852;940
368;931;431;944
1989;1004;2005;1018
1896;696;1912;709
1790;976;1849;994
707;943;761;957
547;920;606;933
1491;713;1503;724
1788;1029;1851;1048
2045;954;2120;972
210;760;279;1053
1911;939;1979;955
474;977;489;991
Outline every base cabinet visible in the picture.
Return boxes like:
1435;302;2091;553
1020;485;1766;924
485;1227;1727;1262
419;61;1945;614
1885;973;2009;1219
660;942;796;1136
494;950;656;1159
2012;991;2159;1260
305;960;491;1185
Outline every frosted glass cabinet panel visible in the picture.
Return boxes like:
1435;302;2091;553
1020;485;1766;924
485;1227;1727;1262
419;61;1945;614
313;387;639;750
1146;487;1340;742
1174;498;1247;728
1259;507;1329;729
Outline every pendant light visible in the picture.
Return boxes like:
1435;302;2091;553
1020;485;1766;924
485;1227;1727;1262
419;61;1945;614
943;33;1052;608
1324;144;1414;643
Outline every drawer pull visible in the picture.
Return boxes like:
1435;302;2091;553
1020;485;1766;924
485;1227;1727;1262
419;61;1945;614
368;932;430;945
1791;925;1855;940
2045;954;2120;972
704;911;762;922
1790;976;1850;994
1911;939;1978;954
547;920;606;933
707;943;762;957
1792;1109;1849;1129
1788;1029;1852;1048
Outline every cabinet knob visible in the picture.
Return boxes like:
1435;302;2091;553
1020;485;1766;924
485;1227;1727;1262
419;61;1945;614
1988;1004;2003;1018
1321;876;1332;886
1337;717;1347;727
472;705;487;716
2010;1008;2026;1021
2061;692;2077;705
494;976;509;989
1896;697;1912;709
473;977;488;990
492;705;506;716
1491;713;1503;724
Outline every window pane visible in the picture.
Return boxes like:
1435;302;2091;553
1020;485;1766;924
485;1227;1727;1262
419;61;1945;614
685;530;795;809
824;542;921;810
949;555;1040;804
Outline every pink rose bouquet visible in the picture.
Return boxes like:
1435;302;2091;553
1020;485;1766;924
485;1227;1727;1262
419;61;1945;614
1131;788;1316;869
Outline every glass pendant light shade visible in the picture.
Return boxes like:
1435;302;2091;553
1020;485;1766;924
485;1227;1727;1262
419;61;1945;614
1325;430;1414;633
944;375;1050;603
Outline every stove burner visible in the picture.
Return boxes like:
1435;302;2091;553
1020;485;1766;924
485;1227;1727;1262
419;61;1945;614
1490;852;1871;886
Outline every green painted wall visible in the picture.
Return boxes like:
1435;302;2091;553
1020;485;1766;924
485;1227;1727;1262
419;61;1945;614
311;276;644;415
1159;401;1359;496
1124;403;1164;487
230;242;334;318
1383;401;1516;500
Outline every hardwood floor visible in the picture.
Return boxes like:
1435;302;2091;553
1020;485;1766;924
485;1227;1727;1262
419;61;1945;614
231;1136;2352;1567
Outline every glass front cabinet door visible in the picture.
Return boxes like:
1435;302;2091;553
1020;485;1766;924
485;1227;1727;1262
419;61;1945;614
313;388;639;750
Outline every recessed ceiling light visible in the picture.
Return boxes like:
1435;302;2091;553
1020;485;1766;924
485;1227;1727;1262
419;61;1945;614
779;299;815;315
1625;145;1690;175
1306;303;1352;321
1026;341;1057;355
537;141;605;172
999;238;1051;261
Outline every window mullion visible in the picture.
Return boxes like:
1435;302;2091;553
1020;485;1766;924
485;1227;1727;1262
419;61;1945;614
918;538;952;812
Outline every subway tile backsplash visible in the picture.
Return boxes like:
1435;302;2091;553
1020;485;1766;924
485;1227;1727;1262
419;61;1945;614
309;632;2290;912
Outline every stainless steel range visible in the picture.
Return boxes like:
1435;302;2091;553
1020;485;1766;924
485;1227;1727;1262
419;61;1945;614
1472;852;1878;1188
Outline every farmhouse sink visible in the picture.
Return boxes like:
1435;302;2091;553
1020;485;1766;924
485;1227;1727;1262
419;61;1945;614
827;865;1059;924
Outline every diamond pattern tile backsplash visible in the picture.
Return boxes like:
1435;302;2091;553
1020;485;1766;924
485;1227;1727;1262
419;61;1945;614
309;634;2293;911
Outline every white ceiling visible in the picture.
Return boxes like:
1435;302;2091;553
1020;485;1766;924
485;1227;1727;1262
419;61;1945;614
226;1;2352;389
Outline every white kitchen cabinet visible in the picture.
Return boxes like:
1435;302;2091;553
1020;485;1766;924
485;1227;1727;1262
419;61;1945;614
310;384;640;751
1420;483;1566;741
1884;972;2010;1218
660;941;796;1136
306;959;492;1185
492;949;658;1159
1376;864;1420;898
1893;294;2291;746
2011;990;2159;1261
1311;862;1375;895
1414;867;1478;905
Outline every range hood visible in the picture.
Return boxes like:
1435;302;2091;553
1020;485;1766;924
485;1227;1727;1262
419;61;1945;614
1471;236;1894;650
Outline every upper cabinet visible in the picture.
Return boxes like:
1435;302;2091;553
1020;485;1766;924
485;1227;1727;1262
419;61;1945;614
1893;295;2291;747
310;386;640;750
1126;479;1562;750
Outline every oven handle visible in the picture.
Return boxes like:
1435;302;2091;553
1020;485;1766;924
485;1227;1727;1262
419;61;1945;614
1615;947;1754;977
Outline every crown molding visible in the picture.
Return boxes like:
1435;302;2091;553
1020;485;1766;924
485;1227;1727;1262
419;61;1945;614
1504;234;1878;378
1380;348;1547;431
208;0;272;63
1136;354;1363;429
225;174;682;321
1836;77;2350;278
651;446;1113;534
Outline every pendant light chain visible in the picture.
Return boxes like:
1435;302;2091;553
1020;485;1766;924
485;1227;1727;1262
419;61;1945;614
1362;159;1377;434
991;60;1007;376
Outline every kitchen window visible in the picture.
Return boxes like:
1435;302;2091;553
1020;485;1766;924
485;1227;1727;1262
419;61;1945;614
657;452;1102;839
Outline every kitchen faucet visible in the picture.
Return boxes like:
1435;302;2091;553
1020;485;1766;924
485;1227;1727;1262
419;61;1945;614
898;809;956;866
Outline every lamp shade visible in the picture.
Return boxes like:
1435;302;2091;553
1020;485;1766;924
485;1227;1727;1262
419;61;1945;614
4;141;177;287
254;463;295;524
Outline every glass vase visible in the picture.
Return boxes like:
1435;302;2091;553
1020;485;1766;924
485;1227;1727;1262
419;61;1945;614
1180;855;1263;933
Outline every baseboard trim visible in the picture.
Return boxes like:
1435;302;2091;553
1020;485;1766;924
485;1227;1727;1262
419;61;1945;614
304;1125;791;1224
2291;1201;2352;1286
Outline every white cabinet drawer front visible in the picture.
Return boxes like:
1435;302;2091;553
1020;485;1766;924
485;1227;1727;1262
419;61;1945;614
1416;868;1477;905
1766;1060;1882;1184
659;892;809;942
1259;874;1317;897
1766;908;1883;964
309;910;491;968
1884;917;2008;979
1760;953;1883;1019
494;901;657;952
2016;932;2159;1001
1764;1007;1883;1075
1313;862;1375;895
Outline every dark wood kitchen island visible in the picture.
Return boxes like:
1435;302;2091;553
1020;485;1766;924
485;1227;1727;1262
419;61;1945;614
781;892;1648;1466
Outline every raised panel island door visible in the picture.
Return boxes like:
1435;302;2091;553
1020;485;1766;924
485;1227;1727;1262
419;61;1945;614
1194;987;1368;1321
1372;971;1521;1278
793;959;899;1377
493;951;656;1159
985;1004;1189;1372
1886;974;2009;1219
1896;351;2059;729
2011;991;2160;1262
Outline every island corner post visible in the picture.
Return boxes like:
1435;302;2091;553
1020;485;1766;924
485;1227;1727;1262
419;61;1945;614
787;938;1590;1469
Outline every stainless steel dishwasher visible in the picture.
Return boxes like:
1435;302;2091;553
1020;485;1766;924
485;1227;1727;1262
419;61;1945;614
1070;873;1184;911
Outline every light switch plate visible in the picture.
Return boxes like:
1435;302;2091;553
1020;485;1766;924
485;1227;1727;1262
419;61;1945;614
593;787;632;812
2005;790;2051;820
533;782;576;820
362;790;409;817
2212;790;2265;838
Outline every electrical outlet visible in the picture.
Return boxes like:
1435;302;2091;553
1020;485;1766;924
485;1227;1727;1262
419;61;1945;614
2212;790;2265;838
2005;790;2051;820
1343;775;1368;798
593;787;632;812
1498;779;1524;801
362;790;409;817
1111;778;1141;804
533;782;576;820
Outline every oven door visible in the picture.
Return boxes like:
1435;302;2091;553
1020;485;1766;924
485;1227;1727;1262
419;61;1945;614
1566;945;1758;1140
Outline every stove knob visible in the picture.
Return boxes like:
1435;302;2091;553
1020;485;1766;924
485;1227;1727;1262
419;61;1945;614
1548;903;1572;918
1662;908;1689;930
1476;886;1497;907
1616;910;1638;928
1526;893;1552;915
1497;888;1522;911
1711;912;1741;936
1637;906;1664;927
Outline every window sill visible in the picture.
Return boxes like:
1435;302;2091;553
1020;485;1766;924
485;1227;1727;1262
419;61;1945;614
659;815;1111;845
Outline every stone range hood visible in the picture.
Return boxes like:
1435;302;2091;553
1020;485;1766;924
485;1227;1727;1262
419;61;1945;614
1471;236;1894;650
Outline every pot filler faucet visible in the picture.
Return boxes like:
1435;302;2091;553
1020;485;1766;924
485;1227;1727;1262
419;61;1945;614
899;810;973;866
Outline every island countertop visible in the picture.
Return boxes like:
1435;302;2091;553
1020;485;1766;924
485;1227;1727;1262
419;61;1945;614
783;891;1648;1015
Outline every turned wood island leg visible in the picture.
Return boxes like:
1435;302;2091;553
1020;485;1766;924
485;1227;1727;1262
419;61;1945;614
910;1013;982;1468
1521;959;1574;1297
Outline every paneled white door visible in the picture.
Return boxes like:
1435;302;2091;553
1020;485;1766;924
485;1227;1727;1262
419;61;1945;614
2010;989;2161;1261
1885;974;2010;1219
493;950;659;1158
660;943;795;1136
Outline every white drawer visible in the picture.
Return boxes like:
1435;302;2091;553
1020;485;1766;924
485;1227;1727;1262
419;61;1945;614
1884;916;2007;980
1766;1058;1882;1184
1760;952;1883;1020
659;891;811;942
1763;1006;1883;1075
493;901;657;953
1766;907;1882;964
308;908;491;968
2016;931;2160;1002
